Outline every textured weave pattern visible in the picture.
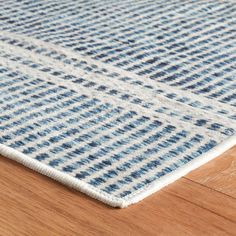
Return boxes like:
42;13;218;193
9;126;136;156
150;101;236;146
0;0;235;207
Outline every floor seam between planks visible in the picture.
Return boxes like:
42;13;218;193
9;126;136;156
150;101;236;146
183;177;236;200
164;190;236;224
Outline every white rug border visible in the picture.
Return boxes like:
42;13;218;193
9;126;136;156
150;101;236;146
0;135;235;208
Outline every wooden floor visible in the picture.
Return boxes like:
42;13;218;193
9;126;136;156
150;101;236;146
0;146;236;236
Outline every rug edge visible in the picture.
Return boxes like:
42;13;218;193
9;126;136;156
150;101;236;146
124;135;236;206
0;135;235;208
0;144;127;208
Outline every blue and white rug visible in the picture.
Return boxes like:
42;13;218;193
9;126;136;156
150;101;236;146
0;0;235;207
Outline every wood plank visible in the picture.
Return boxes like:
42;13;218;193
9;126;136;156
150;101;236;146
1;155;236;236
163;178;236;222
186;146;236;198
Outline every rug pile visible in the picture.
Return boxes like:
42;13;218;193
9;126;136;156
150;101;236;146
0;0;235;207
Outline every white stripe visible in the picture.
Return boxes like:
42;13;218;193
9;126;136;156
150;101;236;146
1;35;235;124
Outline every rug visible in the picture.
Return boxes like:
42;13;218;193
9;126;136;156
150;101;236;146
0;0;235;208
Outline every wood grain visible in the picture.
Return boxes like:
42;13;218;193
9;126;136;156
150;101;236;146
187;147;236;198
0;146;236;236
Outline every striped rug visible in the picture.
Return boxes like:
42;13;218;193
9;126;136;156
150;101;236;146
0;0;235;207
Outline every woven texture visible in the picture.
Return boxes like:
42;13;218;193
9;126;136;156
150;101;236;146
0;0;236;207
